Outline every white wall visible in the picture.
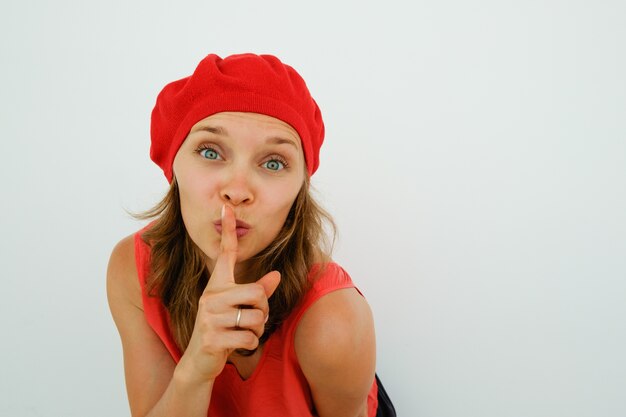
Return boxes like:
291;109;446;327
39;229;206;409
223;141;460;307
1;1;625;416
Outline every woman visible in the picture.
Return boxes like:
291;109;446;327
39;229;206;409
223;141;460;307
107;53;394;417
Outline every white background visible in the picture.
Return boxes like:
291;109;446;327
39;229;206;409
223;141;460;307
1;1;625;416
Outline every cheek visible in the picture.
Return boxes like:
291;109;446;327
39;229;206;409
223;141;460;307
264;185;301;227
176;181;221;259
178;171;216;203
177;177;219;229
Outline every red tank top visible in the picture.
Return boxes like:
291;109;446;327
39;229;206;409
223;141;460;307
134;230;378;417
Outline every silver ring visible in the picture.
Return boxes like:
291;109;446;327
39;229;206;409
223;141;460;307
235;307;242;329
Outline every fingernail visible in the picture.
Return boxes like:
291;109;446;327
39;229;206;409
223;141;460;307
221;204;226;218
264;314;269;324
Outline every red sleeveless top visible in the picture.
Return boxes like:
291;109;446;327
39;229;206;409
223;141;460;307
134;230;378;417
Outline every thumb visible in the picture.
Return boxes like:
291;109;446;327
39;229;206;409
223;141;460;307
257;271;281;298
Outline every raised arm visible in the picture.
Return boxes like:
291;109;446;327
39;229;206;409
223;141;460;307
107;234;213;417
106;205;280;417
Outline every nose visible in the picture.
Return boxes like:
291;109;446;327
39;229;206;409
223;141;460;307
220;167;254;206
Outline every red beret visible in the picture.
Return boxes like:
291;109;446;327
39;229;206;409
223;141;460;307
150;53;325;182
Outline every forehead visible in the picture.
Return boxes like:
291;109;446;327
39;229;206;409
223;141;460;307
190;112;301;146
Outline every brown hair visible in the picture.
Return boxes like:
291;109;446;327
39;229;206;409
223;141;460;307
137;176;335;353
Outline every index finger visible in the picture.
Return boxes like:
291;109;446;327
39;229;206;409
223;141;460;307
208;204;238;286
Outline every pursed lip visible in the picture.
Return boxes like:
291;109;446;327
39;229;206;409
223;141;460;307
213;219;252;238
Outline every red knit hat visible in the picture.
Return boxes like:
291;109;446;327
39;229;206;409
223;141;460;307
150;53;325;182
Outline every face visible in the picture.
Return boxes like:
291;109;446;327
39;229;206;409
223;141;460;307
172;112;306;276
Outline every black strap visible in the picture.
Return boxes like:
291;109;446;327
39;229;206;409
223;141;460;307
375;374;397;417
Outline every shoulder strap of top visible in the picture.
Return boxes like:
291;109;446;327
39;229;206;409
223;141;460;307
134;226;182;362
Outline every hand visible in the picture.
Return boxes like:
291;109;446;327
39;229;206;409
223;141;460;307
177;204;281;382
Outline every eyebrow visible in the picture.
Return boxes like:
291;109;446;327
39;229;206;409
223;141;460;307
265;136;299;149
192;124;299;149
192;125;227;135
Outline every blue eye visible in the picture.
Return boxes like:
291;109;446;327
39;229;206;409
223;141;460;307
263;159;285;171
200;148;220;160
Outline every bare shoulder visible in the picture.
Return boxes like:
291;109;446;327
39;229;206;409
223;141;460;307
106;233;142;315
295;288;374;359
295;287;376;417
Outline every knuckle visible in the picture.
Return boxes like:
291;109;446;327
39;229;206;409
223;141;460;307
198;297;219;314
243;332;259;350
253;324;266;338
249;309;265;326
198;293;213;307
198;294;209;305
250;283;265;299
